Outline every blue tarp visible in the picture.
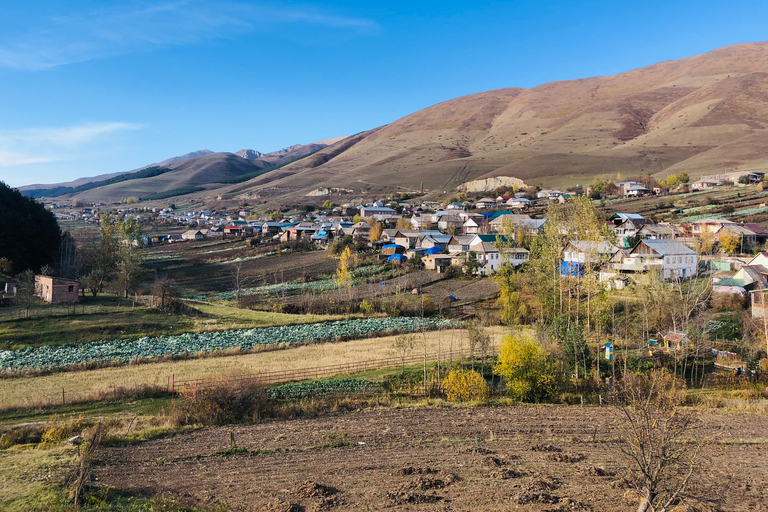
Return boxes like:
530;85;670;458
560;261;585;277
425;247;444;254
388;254;408;262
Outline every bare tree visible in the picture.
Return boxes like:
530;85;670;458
70;421;106;510
15;269;36;317
612;370;706;512
153;276;178;309
391;333;415;374
231;262;252;308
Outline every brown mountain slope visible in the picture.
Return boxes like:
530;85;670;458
229;41;768;200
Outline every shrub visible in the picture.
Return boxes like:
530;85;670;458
176;379;272;425
41;414;87;446
495;335;562;402
442;370;490;402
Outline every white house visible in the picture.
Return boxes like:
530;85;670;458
613;240;698;279
182;229;204;241
476;197;497;209
507;197;531;209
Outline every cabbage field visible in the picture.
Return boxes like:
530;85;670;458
266;379;379;400
0;317;452;372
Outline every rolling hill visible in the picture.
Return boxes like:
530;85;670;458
24;142;337;201
223;41;768;201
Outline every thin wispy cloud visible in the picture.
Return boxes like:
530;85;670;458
0;151;58;167
0;122;140;167
0;1;377;70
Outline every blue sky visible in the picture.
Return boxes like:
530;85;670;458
0;0;766;187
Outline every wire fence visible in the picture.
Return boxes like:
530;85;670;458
175;344;499;395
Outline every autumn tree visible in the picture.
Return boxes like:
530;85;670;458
395;217;412;230
495;335;561;402
369;221;383;242
718;230;740;254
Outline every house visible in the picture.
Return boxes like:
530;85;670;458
359;206;397;219
410;214;436;230
224;225;245;236
615;181;645;193
476;197;497;209
423;253;462;273
447;235;474;254
436;214;464;232
663;331;690;350
468;243;501;276
636;223;681;240
716;224;758;252
507;197;531;209
393;229;422;249
625;184;651;197
463;216;489;235
446;202;465;211
420;233;452;250
745;224;768;245
561;241;619;276
537;190;563;200
489;213;532;233
182;229;204;241
690;179;724;191
608;213;648;247
35;276;79;303
612;240;698;279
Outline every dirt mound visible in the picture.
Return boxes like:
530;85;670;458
584;466;612;477
394;466;438;476
297;481;338;499
400;476;446;492
545;498;592;511
491;468;526;480
480;455;507;467
386;491;443;505
514;491;561;505
265;499;303;512
611;476;633;489
531;444;562;452
548;452;585;463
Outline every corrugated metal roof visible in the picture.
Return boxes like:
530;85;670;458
640;239;696;255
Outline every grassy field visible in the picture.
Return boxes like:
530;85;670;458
0;296;347;349
0;327;510;410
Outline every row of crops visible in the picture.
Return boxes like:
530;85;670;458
0;317;452;372
266;379;379;400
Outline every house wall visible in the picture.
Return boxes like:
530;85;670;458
35;276;79;304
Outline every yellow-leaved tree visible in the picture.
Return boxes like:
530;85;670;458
442;370;489;403
369;221;383;242
718;230;740;255
495;335;561;402
334;246;354;286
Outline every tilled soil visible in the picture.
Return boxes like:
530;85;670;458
95;405;768;511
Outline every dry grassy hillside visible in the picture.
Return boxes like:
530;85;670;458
230;41;768;200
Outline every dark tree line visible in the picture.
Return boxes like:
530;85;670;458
0;181;61;273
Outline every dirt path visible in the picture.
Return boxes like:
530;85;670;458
96;405;768;511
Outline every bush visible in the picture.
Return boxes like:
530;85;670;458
176;379;272;425
495;335;562;402
442;370;490;402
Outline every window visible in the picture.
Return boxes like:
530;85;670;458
68;285;74;292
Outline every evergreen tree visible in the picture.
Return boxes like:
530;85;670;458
0;181;61;272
